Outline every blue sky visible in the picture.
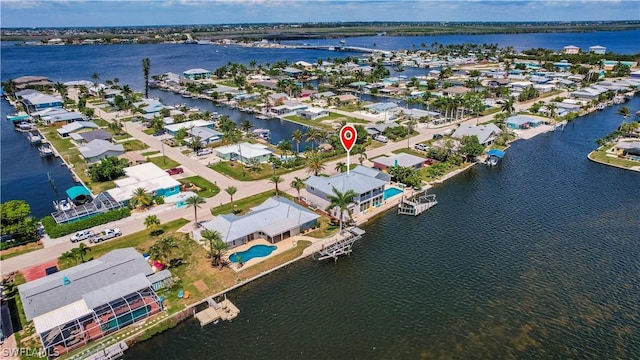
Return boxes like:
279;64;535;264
1;1;637;28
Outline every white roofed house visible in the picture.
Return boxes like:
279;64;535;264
305;165;390;219
297;107;329;120
562;45;580;54
589;45;606;55
17;248;169;357
57;121;99;137
20;91;63;114
106;163;181;203
451;124;502;146
183;68;211;80
78;139;125;164
188;126;223;145
163;119;215;136
215;142;273;164
193;197;320;248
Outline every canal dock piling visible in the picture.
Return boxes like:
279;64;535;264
397;191;438;216
315;227;365;262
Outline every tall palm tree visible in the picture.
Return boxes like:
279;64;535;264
91;72;100;88
305;151;325;176
142;57;151;98
405;118;417;148
185;194;206;226
335;162;347;173
351;144;367;165
277;140;292;160
225;186;237;207
240;119;254;134
326;187;357;232
501;96;515;117
149;236;178;265
291;129;304;154
305;128;320;150
144;214;161;235
201;230;228;268
54;82;68;102
617;106;631;129
76;243;91;263
269;175;283;196
290;177;305;199
130;187;153;209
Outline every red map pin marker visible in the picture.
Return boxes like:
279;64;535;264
340;125;357;152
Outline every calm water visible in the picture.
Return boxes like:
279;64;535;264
125;97;640;359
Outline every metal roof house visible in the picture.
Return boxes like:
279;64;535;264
505;115;542;130
451;124;502;145
373;153;429;171
183;68;211;80
193;197;319;248
78;139;125;164
188;126;223;144
20;91;63;114
107;163;181;203
57;121;99;137
215;142;273;164
305;165;390;218
17;248;169;357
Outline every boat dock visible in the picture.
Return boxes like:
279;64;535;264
397;191;438;216
314;227;365;262
194;298;240;327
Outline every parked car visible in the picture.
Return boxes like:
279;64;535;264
197;148;213;156
90;228;122;243
166;167;184;175
432;133;443;140
373;134;389;143
414;143;429;151
70;230;94;243
152;130;166;136
424;158;436;165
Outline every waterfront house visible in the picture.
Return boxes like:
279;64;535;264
183;68;211;80
295;61;314;70
193;197;319;248
268;93;289;104
20;91;63;115
188;126;223;145
367;102;399;115
570;85;609;100
441;86;471;97
305;165;390;217
452;124;502;146
163;119;215;136
132;99;166;114
76;129;113;144
57;121;99;137
17;248;169;357
562;45;580;54
332;94;358;104
282;67;304;78
589;45;606;54
215;142;273;164
297;107;329;120
611;141;640;160
372;153;429;171
78;139;125;164
34;108;85;124
107;163;181;203
12;76;53;91
403;108;441;121
505;115;542;130
270;102;308;116
312;91;336;100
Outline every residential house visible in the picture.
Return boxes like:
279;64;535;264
107;163;181;203
611;141;640;159
57;121;99;137
589;45;606;55
20;91;63;114
372;153;430;171
312;91;335;100
132;99;166;114
215;142;273;164
505;115;543;129
35;109;85;124
305;165;390;217
78;139;125;164
562;45;580;54
571;85;609;100
193;197;319;248
441;86;471;97
188;126;223;145
451;124;502;146
281;67;304;78
297;107;329;120
367;102;399;115
12;76;53;91
182;68;211;80
403;108;441;121
332;94;358;104
268;93;289;105
74;129;113;144
17;248;169;357
270;102;307;116
163;120;215;136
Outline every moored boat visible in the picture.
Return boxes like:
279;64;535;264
39;143;55;157
26;131;43;144
252;128;270;140
15;121;34;131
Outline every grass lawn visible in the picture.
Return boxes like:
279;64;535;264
305;217;339;239
393;147;427;157
93;118;110;127
89;180;116;193
211;190;283;216
113;133;132;141
589;149;640;168
141;150;160;156
178;176;220;198
482;107;502;116
149;155;180;170
0;241;44;260
58;218;189;270
122;139;149;151
210;161;302;181
143;128;155;135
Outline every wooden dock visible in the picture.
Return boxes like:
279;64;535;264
397;191;438;216
314;227;365;262
194;298;240;327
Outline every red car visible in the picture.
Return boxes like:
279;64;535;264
166;167;184;175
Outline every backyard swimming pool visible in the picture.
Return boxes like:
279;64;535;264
383;187;403;200
229;245;277;263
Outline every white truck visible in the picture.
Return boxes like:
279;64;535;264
90;228;122;243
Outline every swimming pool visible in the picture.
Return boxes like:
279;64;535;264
383;187;403;200
229;244;277;263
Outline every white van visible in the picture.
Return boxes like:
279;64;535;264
374;134;389;143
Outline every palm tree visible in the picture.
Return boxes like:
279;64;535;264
290;177;305;199
149;236;178;265
352;144;367;165
225;186;237;207
269;175;283;196
277;140;292;160
335;162;347;173
91;72;100;88
142;57;151;98
305;151;325;176
76;243;91;263
405;118;417;148
501;96;515;117
326;187;357;232
130;187;153;209
240;119;254;134
201;230;228;268
305;128;320;150
185;195;206;226
144;214;161;235
617;106;631;129
291;129;304;154
54;82;68;102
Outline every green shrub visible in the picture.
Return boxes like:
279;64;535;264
41;208;131;239
154;196;165;205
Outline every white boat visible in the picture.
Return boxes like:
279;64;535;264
596;103;606;110
27;132;42;144
252;128;270;140
15;121;33;131
53;198;73;211
39;143;54;157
